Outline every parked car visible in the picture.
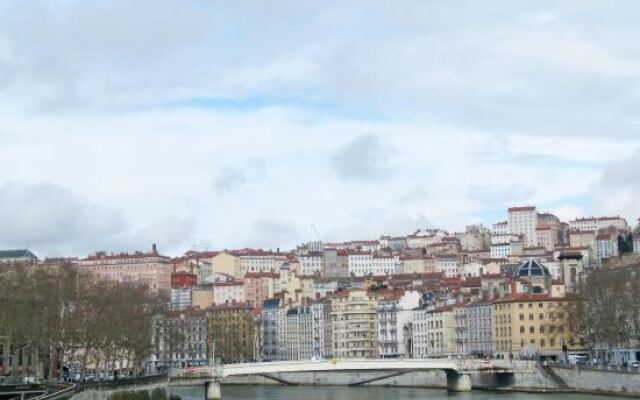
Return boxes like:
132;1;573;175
630;361;639;368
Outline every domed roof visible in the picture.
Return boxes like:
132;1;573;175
513;259;551;278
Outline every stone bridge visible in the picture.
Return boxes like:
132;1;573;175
170;359;530;399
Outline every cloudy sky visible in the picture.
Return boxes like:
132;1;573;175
1;1;639;257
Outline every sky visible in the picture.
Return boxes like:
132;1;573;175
1;1;640;257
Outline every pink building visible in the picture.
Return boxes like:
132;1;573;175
243;272;277;306
77;244;171;294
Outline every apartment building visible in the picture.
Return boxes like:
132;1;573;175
243;272;277;306
347;253;400;277
299;252;325;276
455;301;493;357
330;288;382;358
261;298;284;361
208;303;255;363
77;244;171;294
412;305;456;357
569;216;628;232
493;293;583;360
151;308;208;367
284;305;314;360
376;290;420;358
596;232;619;263
434;255;459;278
508;206;538;248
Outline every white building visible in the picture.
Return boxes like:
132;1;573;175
434;255;459;278
406;230;447;249
569;216;628;232
170;287;192;310
299;252;325;276
261;298;283;361
311;300;332;359
347;253;400;277
212;281;244;305
284;306;314;360
596;232;619;263
634;235;640;254
376;291;421;358
238;252;288;276
492;221;508;236
455;302;493;357
459;262;501;278
490;243;511;259
507;206;538;248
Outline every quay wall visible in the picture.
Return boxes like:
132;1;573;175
551;365;640;397
71;376;169;400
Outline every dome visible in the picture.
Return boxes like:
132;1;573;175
513;259;551;278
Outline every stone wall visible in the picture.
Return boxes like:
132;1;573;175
71;378;169;400
552;365;640;396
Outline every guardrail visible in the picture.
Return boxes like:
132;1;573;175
30;383;76;400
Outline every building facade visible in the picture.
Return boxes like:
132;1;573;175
330;289;381;358
208;303;255;363
151;309;208;368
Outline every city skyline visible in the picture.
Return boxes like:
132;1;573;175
1;2;640;257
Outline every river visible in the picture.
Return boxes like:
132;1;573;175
171;385;618;400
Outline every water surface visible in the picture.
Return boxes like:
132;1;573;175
172;385;618;400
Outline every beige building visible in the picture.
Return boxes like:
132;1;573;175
412;305;457;357
192;285;215;309
493;293;583;360
569;230;596;255
211;252;240;277
330;288;382;358
272;263;314;304
77;244;171;294
402;256;435;274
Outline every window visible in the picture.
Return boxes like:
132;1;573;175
520;326;525;333
529;326;535;334
519;314;524;321
529;314;534;321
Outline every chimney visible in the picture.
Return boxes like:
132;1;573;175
152;243;158;255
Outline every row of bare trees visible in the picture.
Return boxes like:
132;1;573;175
573;266;640;355
0;265;163;380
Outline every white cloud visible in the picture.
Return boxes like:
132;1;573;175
0;2;639;255
330;134;393;181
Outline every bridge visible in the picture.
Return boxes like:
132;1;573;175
170;359;530;399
